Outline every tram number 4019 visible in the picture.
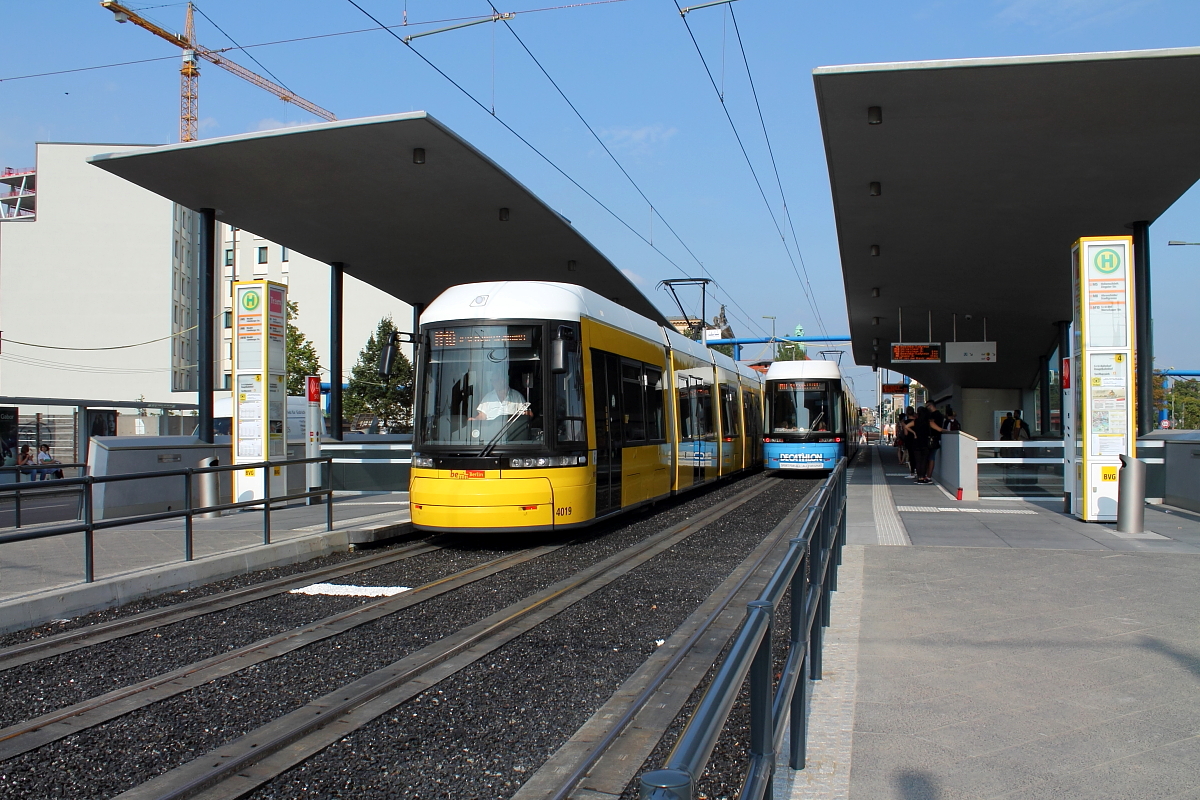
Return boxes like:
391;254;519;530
555;507;573;517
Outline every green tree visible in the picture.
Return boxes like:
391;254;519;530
344;316;414;432
286;301;323;396
774;324;808;361
1167;377;1200;430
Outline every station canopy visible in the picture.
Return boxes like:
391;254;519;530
814;46;1200;391
89;112;666;324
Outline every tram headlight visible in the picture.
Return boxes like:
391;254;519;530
412;454;435;468
507;455;587;468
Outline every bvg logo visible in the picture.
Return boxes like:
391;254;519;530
241;291;261;311
1093;248;1121;274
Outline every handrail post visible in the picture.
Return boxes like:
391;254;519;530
748;600;775;796
84;476;95;583
790;538;809;769
14;484;20;529
183;468;194;562
263;466;272;545
640;768;692;800
325;457;333;532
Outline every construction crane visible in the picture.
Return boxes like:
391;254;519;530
102;1;336;142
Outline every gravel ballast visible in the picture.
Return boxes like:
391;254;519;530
0;473;822;799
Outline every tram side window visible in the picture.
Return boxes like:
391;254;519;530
645;367;664;441
554;341;586;444
719;384;740;438
743;391;762;442
622;362;646;442
677;372;714;440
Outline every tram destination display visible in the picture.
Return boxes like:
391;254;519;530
891;343;941;363
431;327;535;348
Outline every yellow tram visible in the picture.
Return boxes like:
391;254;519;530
409;281;764;533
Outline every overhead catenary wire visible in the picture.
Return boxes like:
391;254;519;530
1;1;634;83
191;3;292;92
727;6;828;338
672;0;830;340
488;4;768;338
342;0;755;333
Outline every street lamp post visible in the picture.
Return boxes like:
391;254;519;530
762;316;777;360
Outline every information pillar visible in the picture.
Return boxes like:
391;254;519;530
1068;237;1136;522
233;280;288;503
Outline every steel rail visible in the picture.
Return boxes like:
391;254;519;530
0;545;558;760
112;477;782;800
0;539;441;672
526;481;821;800
640;458;848;800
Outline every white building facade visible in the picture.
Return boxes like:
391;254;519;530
0;142;412;408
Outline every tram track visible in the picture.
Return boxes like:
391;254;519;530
0;545;560;761
0;472;819;799
513;482;817;800
0;540;444;672
110;477;784;800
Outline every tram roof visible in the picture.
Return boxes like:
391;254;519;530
814;46;1200;391
88;112;667;325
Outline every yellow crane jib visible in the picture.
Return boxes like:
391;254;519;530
101;1;336;142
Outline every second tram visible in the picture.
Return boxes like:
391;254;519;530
409;281;764;534
762;360;860;473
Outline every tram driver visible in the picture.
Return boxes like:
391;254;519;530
470;372;532;421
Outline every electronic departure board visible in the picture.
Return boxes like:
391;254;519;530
430;327;535;348
891;343;941;363
880;383;909;394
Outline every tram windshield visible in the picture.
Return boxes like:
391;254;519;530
767;380;843;435
419;325;544;448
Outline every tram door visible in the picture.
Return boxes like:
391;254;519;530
591;351;622;516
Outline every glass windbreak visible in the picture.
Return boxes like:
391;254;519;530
419;325;544;448
767;381;837;434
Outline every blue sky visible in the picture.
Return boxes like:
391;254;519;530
3;0;1200;406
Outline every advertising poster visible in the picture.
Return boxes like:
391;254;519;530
0;408;18;466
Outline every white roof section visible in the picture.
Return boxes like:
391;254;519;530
88;112;666;325
421;281;665;344
764;360;844;381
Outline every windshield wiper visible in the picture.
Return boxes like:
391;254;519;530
481;403;531;457
804;411;826;433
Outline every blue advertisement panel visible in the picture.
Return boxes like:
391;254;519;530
765;441;841;471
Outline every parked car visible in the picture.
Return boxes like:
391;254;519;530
862;424;882;443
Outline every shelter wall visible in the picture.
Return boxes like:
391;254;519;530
960;388;1022;440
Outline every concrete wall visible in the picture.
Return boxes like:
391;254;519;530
933;431;979;501
0;143;414;411
0;143;179;402
960;388;1022;440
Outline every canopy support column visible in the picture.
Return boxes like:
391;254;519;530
330;262;344;441
197;208;216;443
1132;221;1153;437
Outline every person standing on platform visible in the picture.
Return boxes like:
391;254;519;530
1010;410;1031;441
900;407;919;477
924;401;947;482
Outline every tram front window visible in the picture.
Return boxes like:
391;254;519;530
768;381;836;435
420;325;544;448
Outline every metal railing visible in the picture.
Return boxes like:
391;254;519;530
0;456;333;583
640;457;848;800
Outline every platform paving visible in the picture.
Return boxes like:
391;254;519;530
784;445;1200;799
0;493;411;634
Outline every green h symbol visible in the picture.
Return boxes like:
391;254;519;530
1094;248;1121;274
